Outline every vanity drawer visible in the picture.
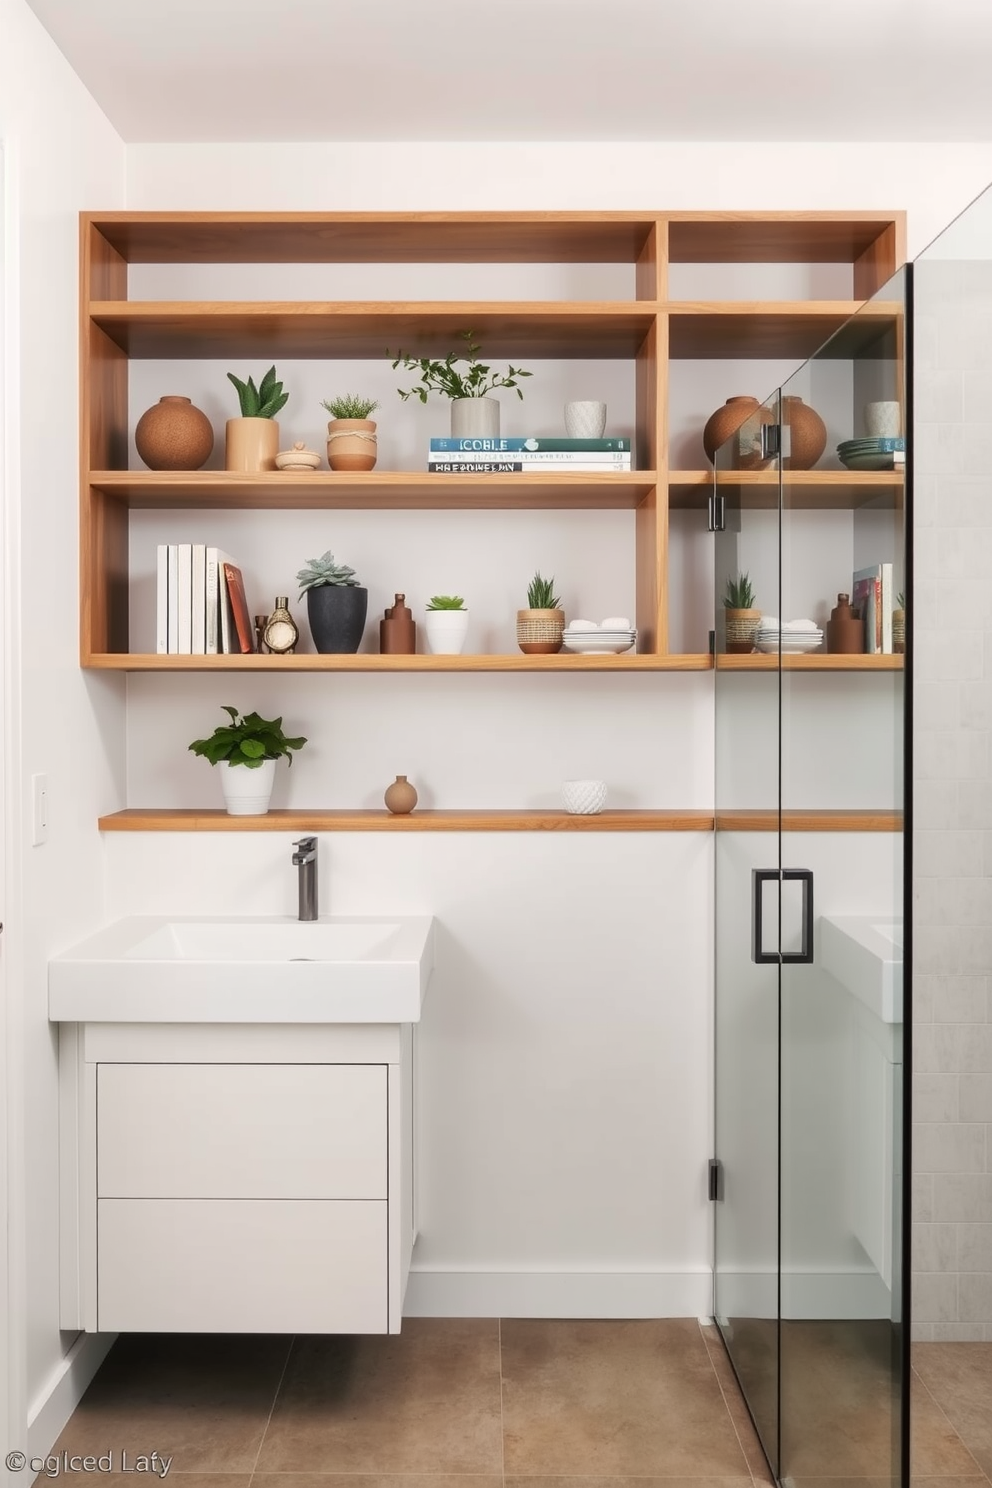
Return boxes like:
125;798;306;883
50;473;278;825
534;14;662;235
98;1063;386;1198
97;1198;387;1332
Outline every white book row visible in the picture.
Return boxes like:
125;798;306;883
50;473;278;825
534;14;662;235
156;544;240;655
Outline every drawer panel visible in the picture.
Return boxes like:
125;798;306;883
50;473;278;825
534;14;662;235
98;1063;386;1198
98;1198;387;1333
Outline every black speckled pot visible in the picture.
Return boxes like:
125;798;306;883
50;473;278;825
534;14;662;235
306;585;368;654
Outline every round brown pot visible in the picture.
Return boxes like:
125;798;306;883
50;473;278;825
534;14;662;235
724;607;761;654
326;419;378;472
135;395;214;470
702;396;771;469
384;775;418;815
517;607;565;655
782;396;827;470
225;417;279;472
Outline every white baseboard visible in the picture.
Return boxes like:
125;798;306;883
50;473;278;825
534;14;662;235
404;1268;713;1318
27;1332;117;1463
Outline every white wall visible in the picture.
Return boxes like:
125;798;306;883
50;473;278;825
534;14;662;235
0;0;125;1461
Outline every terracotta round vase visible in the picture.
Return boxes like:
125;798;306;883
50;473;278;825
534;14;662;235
702;396;769;469
782;396;827;470
225;417;279;472
384;775;418;815
326;419;378;472
135;395;214;470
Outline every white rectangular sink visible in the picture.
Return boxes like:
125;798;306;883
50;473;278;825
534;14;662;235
819;915;903;1023
49;915;434;1024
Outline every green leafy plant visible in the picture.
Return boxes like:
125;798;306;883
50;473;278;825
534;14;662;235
320;394;380;420
388;330;532;403
426;595;466;611
723;572;756;609
526;572;561;610
188;707;306;770
896;590;906;609
227;365;289;419
296;551;362;592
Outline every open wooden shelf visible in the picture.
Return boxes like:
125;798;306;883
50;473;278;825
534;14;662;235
89;469;657;511
716;654;903;671
84;652;715;673
717;809;903;832
667;302;901;358
98;808;715;833
669;469;903;511
667;214;904;267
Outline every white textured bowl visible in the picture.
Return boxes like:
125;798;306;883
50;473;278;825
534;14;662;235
562;779;607;815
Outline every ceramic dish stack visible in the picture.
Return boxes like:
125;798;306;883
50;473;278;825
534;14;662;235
837;437;905;471
754;617;824;655
562;618;637;655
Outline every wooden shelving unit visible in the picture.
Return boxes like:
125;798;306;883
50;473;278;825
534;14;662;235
669;469;904;511
717;654;903;672
79;208;905;671
86;652;713;673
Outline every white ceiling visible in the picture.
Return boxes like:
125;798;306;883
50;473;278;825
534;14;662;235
24;0;992;145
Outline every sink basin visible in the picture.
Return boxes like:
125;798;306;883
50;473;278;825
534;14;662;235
819;915;903;1023
49;915;434;1024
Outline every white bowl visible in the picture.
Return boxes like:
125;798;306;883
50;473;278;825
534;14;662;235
562;779;607;814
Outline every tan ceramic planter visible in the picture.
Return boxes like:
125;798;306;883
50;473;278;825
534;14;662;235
225;417;279;472
326;419;378;472
724;607;761;654
517;607;565;655
892;608;906;654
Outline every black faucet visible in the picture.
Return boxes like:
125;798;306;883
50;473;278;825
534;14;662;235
291;836;318;922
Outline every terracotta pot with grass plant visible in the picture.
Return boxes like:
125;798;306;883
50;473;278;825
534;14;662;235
321;394;379;472
517;572;564;655
723;572;761;654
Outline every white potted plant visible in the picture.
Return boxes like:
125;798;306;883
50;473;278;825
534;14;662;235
225;365;289;472
188;705;307;816
320;393;380;471
424;595;469;655
389;330;531;439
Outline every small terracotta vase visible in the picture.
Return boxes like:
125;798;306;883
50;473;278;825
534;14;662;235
326;419;378;472
225;417;279;472
384;775;418;815
380;593;416;654
782;396;827;470
826;593;864;654
702;396;770;469
135;395;214;470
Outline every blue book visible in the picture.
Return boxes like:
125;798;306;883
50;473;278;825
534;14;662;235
429;436;631;453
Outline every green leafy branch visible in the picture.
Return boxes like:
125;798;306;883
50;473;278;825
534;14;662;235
388;330;532;402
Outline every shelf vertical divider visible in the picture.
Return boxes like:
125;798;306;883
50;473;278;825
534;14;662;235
635;312;668;654
80;218;130;659
853;219;905;300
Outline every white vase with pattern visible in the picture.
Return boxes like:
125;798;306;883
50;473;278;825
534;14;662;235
564;401;607;438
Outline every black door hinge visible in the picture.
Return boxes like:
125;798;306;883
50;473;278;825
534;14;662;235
707;493;726;532
709;1158;723;1201
760;422;781;460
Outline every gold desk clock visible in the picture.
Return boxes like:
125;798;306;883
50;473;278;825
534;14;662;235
262;597;299;655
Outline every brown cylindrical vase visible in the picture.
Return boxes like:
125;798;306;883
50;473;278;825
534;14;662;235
380;593;417;654
702;396;771;469
135;395;214;470
327;419;378;472
782;396;827;470
225;417;279;472
826;593;864;654
384;775;418;814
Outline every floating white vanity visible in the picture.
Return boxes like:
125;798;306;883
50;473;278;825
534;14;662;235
49;914;434;1335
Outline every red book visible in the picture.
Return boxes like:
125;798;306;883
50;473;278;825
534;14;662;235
222;563;255;654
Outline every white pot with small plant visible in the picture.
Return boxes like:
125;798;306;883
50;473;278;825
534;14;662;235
320;394;379;472
389;329;532;440
425;595;469;655
723;572;761;654
517;571;564;655
225;365;289;472
188;706;307;816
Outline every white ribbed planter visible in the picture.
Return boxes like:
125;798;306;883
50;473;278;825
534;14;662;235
219;758;276;816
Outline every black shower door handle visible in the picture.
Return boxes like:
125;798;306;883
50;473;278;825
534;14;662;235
751;868;814;965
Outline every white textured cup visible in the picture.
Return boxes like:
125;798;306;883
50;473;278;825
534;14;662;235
864;401;901;437
564;401;607;438
562;779;607;815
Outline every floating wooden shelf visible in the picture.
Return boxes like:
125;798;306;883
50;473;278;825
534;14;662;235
716;654;903;671
667;302;901;359
89;470;657;511
668;469;904;511
83;652;715;673
98;808;715;833
717;809;903;832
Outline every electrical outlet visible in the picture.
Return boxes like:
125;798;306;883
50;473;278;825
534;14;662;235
31;773;48;845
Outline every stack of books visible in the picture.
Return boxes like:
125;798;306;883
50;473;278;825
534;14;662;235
852;562;895;653
427;436;632;472
156;544;255;655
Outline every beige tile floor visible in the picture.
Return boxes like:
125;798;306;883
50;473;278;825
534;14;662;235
40;1322;992;1488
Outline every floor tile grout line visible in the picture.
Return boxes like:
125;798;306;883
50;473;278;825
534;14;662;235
248;1334;296;1486
498;1317;506;1488
910;1362;987;1479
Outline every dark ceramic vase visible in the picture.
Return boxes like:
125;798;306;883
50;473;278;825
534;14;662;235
306;585;368;653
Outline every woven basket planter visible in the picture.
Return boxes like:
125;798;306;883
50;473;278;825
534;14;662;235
517;608;565;655
725;608;761;654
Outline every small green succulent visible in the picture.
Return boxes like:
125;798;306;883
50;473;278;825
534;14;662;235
227;365;289;419
426;595;466;610
188;707;306;770
724;572;756;609
296;551;361;592
526;572;561;610
321;394;380;420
